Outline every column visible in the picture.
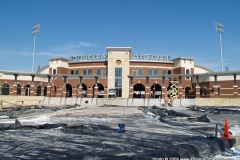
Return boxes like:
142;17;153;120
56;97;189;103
195;75;200;98
145;76;150;98
104;86;108;98
213;75;219;97
94;76;99;98
30;75;36;96
62;75;67;97
47;75;51;97
161;76;167;98
78;76;83;97
178;76;183;99
129;77;133;98
233;74;238;98
12;74;18;96
88;86;93;98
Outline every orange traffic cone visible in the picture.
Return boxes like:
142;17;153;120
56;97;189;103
221;119;232;140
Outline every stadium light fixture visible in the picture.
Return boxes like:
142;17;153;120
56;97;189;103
32;24;40;73
215;22;224;72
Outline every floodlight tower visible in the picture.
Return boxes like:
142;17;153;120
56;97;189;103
32;24;40;73
215;22;224;72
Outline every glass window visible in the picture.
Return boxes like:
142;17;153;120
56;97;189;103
133;69;137;75
115;68;122;77
97;68;101;76
148;69;152;75
88;69;92;75
102;69;107;77
83;69;87;75
70;70;74;75
139;69;143;75
53;69;56;74
186;69;190;79
162;69;166;74
115;78;122;87
154;69;158;75
75;70;79;75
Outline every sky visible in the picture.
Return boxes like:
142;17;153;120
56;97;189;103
0;0;240;72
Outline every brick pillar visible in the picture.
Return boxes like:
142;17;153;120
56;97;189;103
195;86;200;98
178;86;183;98
12;85;17;96
30;85;35;96
72;87;77;97
47;86;51;97
104;87;108;98
62;86;67;97
21;87;25;96
161;86;166;98
129;86;133;98
88;87;93;98
145;87;150;99
79;86;83;97
233;85;238;98
56;87;62;97
213;85;219;98
94;87;98;98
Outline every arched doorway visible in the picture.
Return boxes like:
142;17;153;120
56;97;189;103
150;83;162;98
77;83;88;97
1;83;10;95
185;86;191;98
25;85;31;96
92;83;104;98
66;83;72;97
44;86;47;96
133;83;145;98
37;85;41;96
17;84;21;95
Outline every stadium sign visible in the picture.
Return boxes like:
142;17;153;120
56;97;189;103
70;54;171;61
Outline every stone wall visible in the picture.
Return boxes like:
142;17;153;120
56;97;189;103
195;98;240;106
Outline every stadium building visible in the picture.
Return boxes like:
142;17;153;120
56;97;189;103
0;47;239;99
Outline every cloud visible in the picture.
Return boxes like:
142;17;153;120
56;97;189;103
36;52;69;57
50;41;97;51
0;50;31;56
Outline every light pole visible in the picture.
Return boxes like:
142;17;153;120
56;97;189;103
32;24;40;73
215;22;224;72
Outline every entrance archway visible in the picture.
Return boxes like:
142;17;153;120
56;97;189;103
66;83;72;97
37;86;41;96
185;86;191;98
150;83;162;98
77;83;88;97
25;85;30;96
1;83;10;95
44;86;47;96
133;83;145;98
92;83;104;98
17;84;21;95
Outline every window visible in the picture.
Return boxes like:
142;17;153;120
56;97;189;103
154;69;158;75
186;69;190;79
132;68;137;75
70;70;74;75
53;69;56;78
148;69;152;75
75;70;79;75
168;70;171;74
115;68;122;97
102;69;107;77
139;69;143;75
83;69;87;75
97;68;101;76
53;69;56;74
162;69;166;74
88;69;92;75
